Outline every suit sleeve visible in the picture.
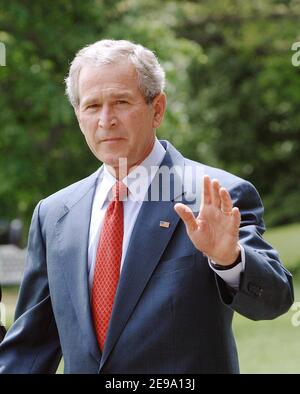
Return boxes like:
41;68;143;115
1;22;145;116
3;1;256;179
0;201;62;373
215;180;294;320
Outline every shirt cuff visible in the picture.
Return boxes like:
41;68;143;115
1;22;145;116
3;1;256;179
208;243;245;290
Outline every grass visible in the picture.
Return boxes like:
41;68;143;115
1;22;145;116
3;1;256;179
232;222;300;374
233;277;300;374
1;221;300;374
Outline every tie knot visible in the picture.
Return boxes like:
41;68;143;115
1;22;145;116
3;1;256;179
112;181;127;201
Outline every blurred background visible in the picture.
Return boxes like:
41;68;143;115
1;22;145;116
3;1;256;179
0;0;299;373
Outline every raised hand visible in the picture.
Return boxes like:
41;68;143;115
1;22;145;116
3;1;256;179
174;175;241;266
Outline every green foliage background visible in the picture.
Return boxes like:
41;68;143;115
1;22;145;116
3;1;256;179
1;0;300;232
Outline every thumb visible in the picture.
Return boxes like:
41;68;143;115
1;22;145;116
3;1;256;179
174;203;197;233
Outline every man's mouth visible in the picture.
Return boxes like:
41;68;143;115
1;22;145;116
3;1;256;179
101;137;125;142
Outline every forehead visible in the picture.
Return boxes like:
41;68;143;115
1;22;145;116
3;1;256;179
78;62;140;100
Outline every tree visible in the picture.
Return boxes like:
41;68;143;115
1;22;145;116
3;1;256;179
171;0;300;226
0;0;201;233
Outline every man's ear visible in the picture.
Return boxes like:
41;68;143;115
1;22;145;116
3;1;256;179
152;93;166;129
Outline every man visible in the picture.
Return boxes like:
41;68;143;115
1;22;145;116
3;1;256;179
0;39;294;374
0;287;6;342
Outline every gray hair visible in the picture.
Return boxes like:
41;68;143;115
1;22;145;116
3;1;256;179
65;39;165;108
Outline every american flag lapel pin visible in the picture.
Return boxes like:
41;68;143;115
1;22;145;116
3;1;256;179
160;221;170;228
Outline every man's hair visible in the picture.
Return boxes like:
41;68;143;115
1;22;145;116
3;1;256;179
65;39;165;108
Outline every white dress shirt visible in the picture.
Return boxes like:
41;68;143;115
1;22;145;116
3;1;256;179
88;138;244;291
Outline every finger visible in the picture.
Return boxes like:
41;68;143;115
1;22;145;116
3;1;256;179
232;207;241;229
219;187;233;214
211;179;221;209
201;175;212;208
174;203;198;233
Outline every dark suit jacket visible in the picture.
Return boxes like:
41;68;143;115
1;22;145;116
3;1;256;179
0;140;294;373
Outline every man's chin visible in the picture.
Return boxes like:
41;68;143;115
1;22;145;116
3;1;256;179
98;153;130;172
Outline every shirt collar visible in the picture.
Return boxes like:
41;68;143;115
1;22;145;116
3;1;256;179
98;138;166;206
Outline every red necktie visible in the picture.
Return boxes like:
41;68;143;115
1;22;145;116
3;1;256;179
91;181;125;351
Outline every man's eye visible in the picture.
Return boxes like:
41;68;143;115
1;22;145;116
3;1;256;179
87;104;99;109
115;100;128;105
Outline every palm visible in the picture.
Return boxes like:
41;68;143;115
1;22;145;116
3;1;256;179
175;176;241;265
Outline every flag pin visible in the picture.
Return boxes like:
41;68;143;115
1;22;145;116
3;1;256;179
160;221;170;228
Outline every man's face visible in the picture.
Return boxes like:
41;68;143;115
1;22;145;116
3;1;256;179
76;61;165;174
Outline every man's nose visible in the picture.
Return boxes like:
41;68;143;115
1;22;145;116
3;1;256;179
98;105;117;129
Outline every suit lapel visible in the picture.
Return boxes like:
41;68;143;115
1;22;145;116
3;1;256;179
100;142;188;369
55;170;101;363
